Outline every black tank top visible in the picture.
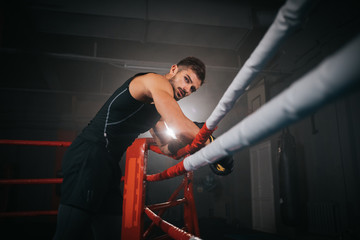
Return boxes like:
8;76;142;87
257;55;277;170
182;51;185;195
79;72;161;159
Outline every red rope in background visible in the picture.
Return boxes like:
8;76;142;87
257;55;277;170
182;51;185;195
0;177;124;185
0;178;63;185
0;210;58;217
0;139;71;147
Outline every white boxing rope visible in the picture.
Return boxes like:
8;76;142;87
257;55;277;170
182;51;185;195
184;34;360;171
206;0;314;130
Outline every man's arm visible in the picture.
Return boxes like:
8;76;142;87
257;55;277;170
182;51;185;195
150;120;234;175
151;87;199;143
132;73;200;144
150;119;188;155
149;119;170;154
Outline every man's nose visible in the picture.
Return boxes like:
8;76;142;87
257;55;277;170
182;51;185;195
184;86;190;95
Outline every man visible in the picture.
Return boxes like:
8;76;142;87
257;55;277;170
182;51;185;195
53;57;206;240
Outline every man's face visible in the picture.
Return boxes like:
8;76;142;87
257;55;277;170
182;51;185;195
169;66;202;101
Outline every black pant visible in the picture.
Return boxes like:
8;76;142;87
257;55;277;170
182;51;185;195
60;136;123;214
53;204;122;240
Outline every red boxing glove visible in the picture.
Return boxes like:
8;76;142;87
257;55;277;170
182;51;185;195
146;160;187;182
175;122;217;158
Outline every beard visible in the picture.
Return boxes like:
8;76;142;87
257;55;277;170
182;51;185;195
169;75;180;101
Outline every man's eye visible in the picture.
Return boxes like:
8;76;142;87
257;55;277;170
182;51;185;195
185;77;189;83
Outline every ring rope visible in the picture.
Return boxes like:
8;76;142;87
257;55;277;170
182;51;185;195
144;207;201;240
0;139;71;147
205;0;313;130
0;178;63;185
1;138;201;240
143;179;187;239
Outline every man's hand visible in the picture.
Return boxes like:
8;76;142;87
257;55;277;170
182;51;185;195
150;120;212;157
149;120;188;156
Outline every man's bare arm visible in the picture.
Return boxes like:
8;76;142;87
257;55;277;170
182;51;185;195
150;119;189;155
130;72;207;149
142;74;200;144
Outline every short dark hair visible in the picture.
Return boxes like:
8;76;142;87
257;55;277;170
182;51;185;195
177;57;206;85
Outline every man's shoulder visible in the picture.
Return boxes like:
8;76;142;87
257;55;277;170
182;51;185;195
130;72;172;101
136;73;170;87
138;72;165;81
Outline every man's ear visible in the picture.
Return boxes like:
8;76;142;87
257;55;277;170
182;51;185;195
170;64;178;76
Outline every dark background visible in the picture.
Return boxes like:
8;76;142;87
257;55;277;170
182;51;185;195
0;0;359;239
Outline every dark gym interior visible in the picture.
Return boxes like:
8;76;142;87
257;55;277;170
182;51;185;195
1;0;359;239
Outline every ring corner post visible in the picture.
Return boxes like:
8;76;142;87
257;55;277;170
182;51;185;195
184;171;201;237
121;138;150;240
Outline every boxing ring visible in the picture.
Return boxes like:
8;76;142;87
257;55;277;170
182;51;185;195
1;0;360;239
144;0;360;177
0;139;68;217
121;138;201;240
0;138;202;240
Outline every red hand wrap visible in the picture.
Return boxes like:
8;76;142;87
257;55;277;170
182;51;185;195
149;145;164;155
146;160;187;182
149;145;179;160
175;123;217;159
